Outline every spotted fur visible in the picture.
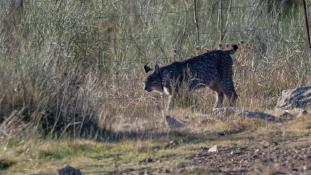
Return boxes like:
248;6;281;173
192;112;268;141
144;45;238;110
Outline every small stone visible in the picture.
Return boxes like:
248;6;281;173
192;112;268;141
164;169;171;173
298;110;308;118
261;141;270;148
208;145;218;153
165;140;178;148
230;150;243;155
169;140;177;145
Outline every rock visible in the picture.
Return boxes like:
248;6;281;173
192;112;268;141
168;140;177;145
277;110;294;119
164;169;171;173
165;116;185;128
212;107;239;117
274;107;309;119
261;141;270;148
276;84;311;110
208;145;218;153
210;108;282;122
57;165;81;175
165;140;178;148
240;111;277;122
230;148;244;155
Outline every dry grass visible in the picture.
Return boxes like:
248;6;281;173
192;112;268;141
285;113;311;134
0;0;310;146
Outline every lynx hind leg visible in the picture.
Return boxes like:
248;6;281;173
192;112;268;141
209;81;224;109
215;91;224;108
220;79;238;106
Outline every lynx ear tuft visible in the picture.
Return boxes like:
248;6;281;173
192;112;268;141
232;44;238;51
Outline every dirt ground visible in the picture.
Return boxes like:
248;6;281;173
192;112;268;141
2;112;311;175
116;136;311;175
188;140;311;174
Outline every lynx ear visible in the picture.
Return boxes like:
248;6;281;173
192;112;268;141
232;44;238;51
144;64;152;73
154;64;160;74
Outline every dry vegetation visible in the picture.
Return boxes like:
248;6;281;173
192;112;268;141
0;0;311;174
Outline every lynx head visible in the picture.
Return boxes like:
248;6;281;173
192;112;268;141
143;64;163;93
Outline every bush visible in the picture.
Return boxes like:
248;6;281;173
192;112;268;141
0;0;310;138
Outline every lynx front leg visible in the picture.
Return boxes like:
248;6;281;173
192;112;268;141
166;93;176;112
163;84;178;112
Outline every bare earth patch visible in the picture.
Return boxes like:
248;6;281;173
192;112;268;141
188;139;311;174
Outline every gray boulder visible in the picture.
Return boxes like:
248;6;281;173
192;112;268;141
276;84;311;110
240;111;277;122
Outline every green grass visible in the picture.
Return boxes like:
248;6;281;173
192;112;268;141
1;114;311;174
0;138;197;174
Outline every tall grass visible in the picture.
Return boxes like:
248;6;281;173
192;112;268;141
0;0;310;139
